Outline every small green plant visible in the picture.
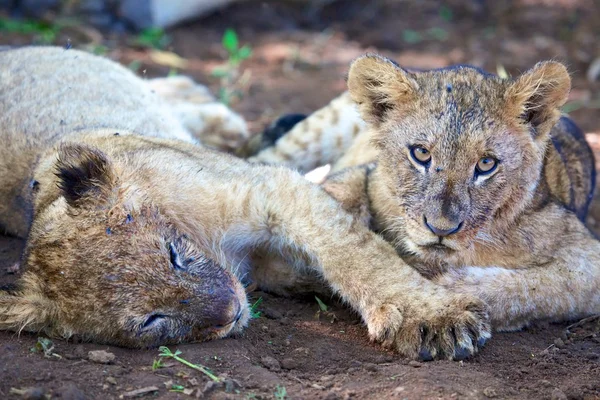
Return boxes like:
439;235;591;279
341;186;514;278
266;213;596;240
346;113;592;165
158;346;220;382
132;27;171;50
0;17;60;44
170;384;185;393
151;358;164;371
439;5;453;22
274;385;287;400
221;28;252;66
315;296;328;312
250;297;263;319
31;337;61;359
314;296;337;323
211;28;253;106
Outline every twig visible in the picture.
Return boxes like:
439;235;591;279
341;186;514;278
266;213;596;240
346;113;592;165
158;347;220;382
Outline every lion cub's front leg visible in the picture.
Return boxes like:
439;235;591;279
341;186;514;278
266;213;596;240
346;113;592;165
435;208;600;331
218;167;491;360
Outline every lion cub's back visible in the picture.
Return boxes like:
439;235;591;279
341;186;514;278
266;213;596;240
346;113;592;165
0;46;192;237
546;116;596;221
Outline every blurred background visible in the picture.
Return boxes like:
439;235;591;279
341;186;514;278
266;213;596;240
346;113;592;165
1;0;598;137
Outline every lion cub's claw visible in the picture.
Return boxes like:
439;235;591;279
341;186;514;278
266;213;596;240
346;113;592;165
368;296;491;361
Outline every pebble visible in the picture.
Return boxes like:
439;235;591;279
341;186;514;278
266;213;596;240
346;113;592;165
551;388;567;400
122;386;159;398
260;356;281;371
88;350;116;364
106;377;117;385
262;307;283;320
60;384;87;400
281;358;298;370
553;338;565;349
483;387;498;398
408;360;422;368
362;362;379;372
21;387;46;400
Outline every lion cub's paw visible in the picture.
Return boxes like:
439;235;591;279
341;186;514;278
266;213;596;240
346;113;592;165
172;102;249;152
366;295;491;361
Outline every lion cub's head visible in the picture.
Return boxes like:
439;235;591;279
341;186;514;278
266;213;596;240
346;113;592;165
0;144;249;347
348;55;571;260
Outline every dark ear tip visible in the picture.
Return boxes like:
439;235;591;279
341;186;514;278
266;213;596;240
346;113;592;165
55;143;112;206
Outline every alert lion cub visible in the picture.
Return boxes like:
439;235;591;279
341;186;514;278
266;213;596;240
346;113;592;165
252;55;600;333
0;47;489;359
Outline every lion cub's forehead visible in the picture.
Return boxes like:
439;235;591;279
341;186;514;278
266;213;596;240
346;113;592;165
414;66;507;114
403;67;510;146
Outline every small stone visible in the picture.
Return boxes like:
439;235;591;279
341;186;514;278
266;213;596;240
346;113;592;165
260;356;281;371
188;378;199;386
106;377;117;385
324;392;340;400
553;338;565;349
483;387;498;398
281;358;298;370
88;350;115;364
262;308;283;320
201;381;224;397
408;360;422;368
394;386;405;393
363;363;379;372
551;388;567;400
21;387;46;400
60;384;87;400
223;378;242;393
122;386;159;398
540;380;552;387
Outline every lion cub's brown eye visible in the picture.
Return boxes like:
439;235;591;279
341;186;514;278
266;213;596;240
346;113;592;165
476;157;497;175
410;146;431;165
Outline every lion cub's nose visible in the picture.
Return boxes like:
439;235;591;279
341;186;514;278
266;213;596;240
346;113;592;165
423;216;463;237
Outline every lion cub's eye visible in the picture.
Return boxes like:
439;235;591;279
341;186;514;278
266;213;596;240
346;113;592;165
168;242;185;270
410;146;431;165
475;157;498;175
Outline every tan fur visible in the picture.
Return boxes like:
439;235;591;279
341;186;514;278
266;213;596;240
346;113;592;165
0;47;490;359
260;54;600;332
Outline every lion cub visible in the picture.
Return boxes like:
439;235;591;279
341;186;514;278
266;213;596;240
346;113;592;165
0;47;489;359
252;55;600;334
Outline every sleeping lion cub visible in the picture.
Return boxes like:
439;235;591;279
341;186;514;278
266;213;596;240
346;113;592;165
0;47;489;360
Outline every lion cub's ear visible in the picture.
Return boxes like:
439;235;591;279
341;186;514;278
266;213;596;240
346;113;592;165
504;61;571;137
56;144;116;208
347;54;419;126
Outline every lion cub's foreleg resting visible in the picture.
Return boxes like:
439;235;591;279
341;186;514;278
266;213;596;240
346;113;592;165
188;164;490;360
434;208;600;331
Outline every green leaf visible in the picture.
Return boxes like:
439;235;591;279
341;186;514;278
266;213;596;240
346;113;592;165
402;29;422;44
222;28;239;54
211;67;230;78
237;45;252;60
315;296;328;312
428;27;448;41
439;5;453;22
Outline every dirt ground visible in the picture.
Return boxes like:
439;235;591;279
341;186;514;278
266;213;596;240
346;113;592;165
2;1;600;399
